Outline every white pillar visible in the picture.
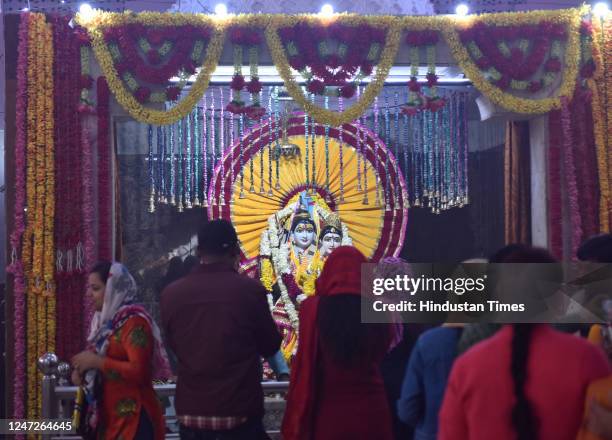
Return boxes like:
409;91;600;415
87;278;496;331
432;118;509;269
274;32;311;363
529;115;549;248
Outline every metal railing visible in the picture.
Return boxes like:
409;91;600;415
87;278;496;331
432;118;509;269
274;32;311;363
38;352;289;439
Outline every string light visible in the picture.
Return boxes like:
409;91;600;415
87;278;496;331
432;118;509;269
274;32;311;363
214;3;228;16
320;4;334;15
455;3;469;16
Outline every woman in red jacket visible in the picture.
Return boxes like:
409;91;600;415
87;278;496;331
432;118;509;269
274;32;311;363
438;247;611;440
282;246;394;440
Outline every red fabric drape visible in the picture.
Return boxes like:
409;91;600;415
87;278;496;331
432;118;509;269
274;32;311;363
504;121;531;245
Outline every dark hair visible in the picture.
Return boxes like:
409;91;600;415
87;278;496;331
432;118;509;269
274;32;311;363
167;256;185;278
511;324;538;440
291;211;316;232
577;234;612;263
489;244;531;263
90;261;112;285
505;246;555;440
183;255;199;274
319;225;342;242
317;294;388;367
197;219;239;256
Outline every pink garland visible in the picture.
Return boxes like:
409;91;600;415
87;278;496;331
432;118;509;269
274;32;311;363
548;110;562;259
8;12;30;420
560;96;582;260
97;77;112;261
82;126;96;333
579;91;600;236
281;272;302;299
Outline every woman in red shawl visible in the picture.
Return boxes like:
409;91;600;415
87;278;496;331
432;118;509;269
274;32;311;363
282;246;394;440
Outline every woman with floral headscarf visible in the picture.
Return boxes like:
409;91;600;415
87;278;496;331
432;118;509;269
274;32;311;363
71;262;171;440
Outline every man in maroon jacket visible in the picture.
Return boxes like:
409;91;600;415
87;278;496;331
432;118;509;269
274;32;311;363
161;219;281;440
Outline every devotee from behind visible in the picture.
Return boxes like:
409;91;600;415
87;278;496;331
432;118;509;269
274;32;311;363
161;219;281;440
282;246;395;440
71;261;171;439
438;246;611;440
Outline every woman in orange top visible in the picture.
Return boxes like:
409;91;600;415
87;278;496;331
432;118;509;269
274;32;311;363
71;262;171;439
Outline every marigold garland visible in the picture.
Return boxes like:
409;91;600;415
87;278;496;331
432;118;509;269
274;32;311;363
442;7;584;114
42;21;56;298
77;11;226;125
24;13;39;420
265;17;402;126
77;9;590;123
587;18;610;232
260;257;275;292
19;13;57;418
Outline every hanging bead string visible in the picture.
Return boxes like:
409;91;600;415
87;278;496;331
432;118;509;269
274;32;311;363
274;87;281;190
193;106;201;206
338;97;345;203
186;108;193;209
359;87;368;204
355;86;362;192
452;92;459;206
176;114;185;212
435;109;441;213
461;92;469;206
219;87;226;206
393;91;400;209
431;109;437;213
442;101;450;210
415;109;422;207
403;111;410;207
156;126;162;204
147;125;155;212
373;96;381;206
383;93;391;211
248;116;256;193
159;125;166;204
457;92;463;206
324;95;331;199
266;89;273;196
259;90;265;194
304;88;310;191
427;109;434;210
229;92;236;203
310;93;316;194
452;95;458;206
170;119;176;206
239;113;246;198
209;89;216;205
448;92;455;206
202;93;209;207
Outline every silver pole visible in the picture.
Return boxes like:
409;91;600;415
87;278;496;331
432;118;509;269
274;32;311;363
38;352;59;420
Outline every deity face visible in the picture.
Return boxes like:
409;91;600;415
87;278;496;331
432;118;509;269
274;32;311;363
292;221;316;250
320;231;342;257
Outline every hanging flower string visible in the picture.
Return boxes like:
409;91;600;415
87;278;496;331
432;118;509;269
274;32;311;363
9;12;30;421
227;27;264;119
202;93;209;206
97;77;112;261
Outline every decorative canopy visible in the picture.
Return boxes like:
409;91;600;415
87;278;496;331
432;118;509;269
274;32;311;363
74;6;597;125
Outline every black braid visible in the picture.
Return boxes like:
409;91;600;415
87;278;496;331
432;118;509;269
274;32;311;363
511;324;538;440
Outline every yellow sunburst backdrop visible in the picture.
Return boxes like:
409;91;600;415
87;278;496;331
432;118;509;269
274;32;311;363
230;134;385;259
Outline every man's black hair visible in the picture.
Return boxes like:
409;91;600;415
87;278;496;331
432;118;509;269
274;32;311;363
198;219;239;256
